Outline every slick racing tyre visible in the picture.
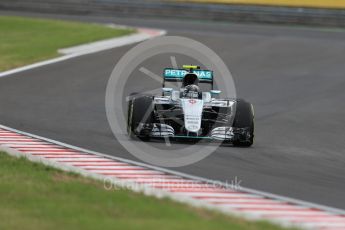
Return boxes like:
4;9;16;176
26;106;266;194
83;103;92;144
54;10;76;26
232;99;254;147
127;95;154;141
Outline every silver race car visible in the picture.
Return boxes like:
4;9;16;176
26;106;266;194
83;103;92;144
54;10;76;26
127;65;254;147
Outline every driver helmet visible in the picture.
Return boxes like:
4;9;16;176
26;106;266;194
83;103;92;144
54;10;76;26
184;84;200;93
182;73;199;87
183;84;201;99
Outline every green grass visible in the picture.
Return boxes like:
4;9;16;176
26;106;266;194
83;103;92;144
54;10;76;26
0;16;134;71
0;152;295;230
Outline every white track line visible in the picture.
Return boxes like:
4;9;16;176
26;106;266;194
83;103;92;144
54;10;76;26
0;27;166;78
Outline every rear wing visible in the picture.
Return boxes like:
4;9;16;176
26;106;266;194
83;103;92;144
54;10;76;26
163;68;213;83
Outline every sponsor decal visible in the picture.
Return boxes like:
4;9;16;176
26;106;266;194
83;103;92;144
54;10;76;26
164;69;213;80
187;125;199;130
188;99;197;105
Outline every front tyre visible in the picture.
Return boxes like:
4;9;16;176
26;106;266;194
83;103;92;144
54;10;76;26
232;100;254;147
127;95;154;141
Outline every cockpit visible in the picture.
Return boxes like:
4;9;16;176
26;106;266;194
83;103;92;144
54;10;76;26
181;73;202;99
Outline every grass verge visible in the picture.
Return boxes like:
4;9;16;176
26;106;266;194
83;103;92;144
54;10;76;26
0;16;134;71
0;152;295;230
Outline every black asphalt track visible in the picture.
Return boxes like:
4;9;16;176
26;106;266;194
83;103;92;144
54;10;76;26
1;11;345;209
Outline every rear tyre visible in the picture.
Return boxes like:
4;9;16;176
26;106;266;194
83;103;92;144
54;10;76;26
232;100;254;147
127;95;154;141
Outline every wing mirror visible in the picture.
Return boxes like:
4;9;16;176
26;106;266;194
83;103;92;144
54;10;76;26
210;90;221;98
210;90;221;94
162;88;173;96
162;88;173;92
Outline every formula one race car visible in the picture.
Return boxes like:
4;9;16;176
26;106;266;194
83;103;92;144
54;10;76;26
127;65;254;147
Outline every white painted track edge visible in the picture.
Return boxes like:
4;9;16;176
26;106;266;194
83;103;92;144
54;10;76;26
0;26;166;78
